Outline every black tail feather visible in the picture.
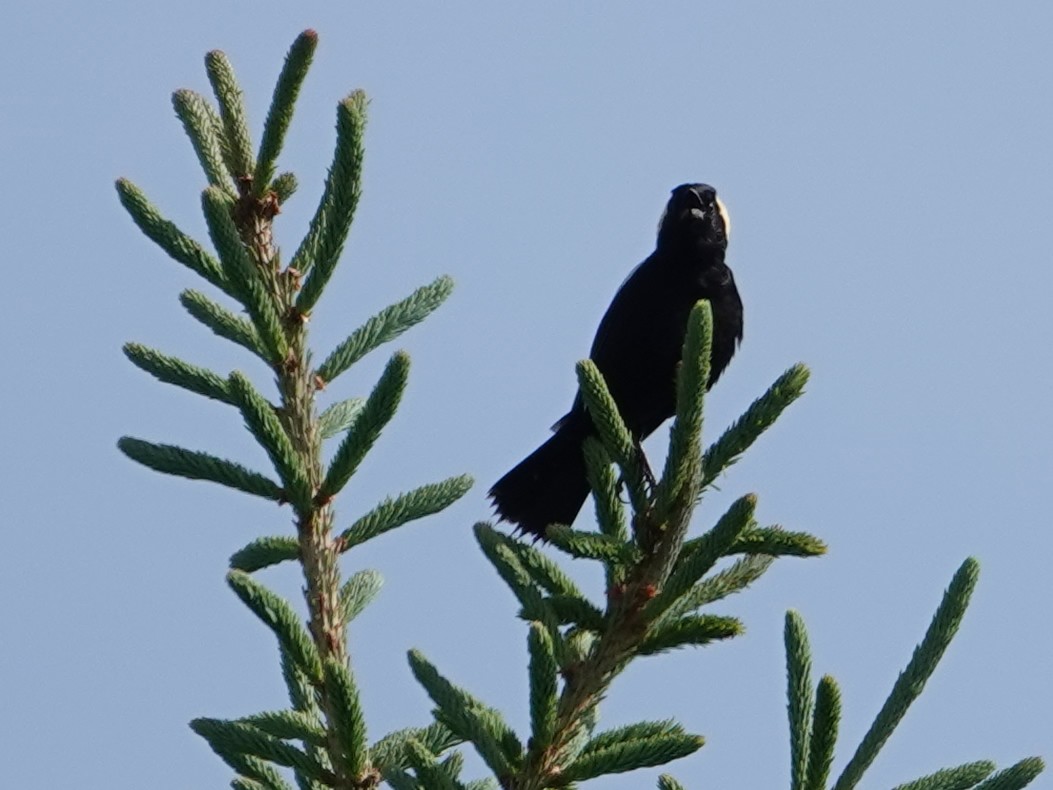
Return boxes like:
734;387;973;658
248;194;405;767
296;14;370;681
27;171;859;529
488;421;591;539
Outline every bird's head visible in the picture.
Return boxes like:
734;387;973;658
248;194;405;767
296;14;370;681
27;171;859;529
656;183;730;251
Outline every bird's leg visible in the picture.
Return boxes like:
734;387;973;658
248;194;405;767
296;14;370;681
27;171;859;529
634;439;658;492
615;439;657;505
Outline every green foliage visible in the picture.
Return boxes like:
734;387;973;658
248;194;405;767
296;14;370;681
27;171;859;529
636;614;742;656
254;30;317;195
430;300;824;787
785;611;815;790
646;493;758;619
205;49;256;178
657;301;712;516
701;362;809;490
114;178;233;296
786;560;1042;790
118;437;283;501
171;88;232;192
320;351;409;499
582;437;629;563
832;560;979;790
317;275;455;385
293;91;367;309
227;571;324;684
180;288;267;359
575;358;649;514
527;622;559;751
323;657;369;776
317;396;366;439
340;569;384;623
340;474;473;550
563;721;704;783
806;675;841;790
228;372;313;509
728;526;827;557
123;342;233;404
371;722;462;773
408;650;523;778
118;33;468;790
229;536;300;572
191;718;333;783
201;187;287;362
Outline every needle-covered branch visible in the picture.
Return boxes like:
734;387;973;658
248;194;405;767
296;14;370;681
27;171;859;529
788;560;1043;790
294;92;367;311
179;288;267;359
118;31;470;789
123;342;233;404
118;437;283;501
255;30;318;195
171;89;232;192
205;50;256;180
115;178;234;297
317;275;454;385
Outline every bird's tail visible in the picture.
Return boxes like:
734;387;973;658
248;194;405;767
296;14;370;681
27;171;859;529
488;421;591;539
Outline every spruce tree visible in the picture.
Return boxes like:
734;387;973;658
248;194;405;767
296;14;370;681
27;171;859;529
118;31;1044;790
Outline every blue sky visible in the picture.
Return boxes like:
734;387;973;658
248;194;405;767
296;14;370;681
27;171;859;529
1;2;1050;787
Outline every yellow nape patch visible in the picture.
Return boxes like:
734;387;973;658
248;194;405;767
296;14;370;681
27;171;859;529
715;196;731;241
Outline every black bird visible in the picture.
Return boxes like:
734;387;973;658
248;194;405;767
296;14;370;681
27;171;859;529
489;183;743;539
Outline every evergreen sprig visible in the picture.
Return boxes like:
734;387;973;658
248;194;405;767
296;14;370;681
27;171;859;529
318;396;366;439
340;474;473;550
294;91;368;311
701;362;809;490
123;342;232;404
229;536;300;572
180;288;267;359
119;32;469;789
171;89;232;192
320;350;410;500
201;187;287;362
205;49;256;179
115;178;234;297
118;437;283;501
227;570;324;684
317;275;455;385
255;30;318;195
786;560;1043;790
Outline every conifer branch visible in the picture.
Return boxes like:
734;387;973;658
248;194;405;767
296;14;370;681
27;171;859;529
891;761;995;790
340;570;384;623
230;536;300;572
701;362;809;490
294;92;367;310
973;758;1045;790
805;675;841;790
123;342;233;404
118;32;468;788
171;89;233;192
205;50;256;180
118;437;283;501
785;611;815;790
317;276;455;385
832;558;979;790
318;397;366;439
339;474;473;550
180;288;268;359
255;30;318;195
272;171;298;204
115;178;235;297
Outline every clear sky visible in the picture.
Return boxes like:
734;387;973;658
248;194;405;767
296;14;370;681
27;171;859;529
1;2;1050;788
